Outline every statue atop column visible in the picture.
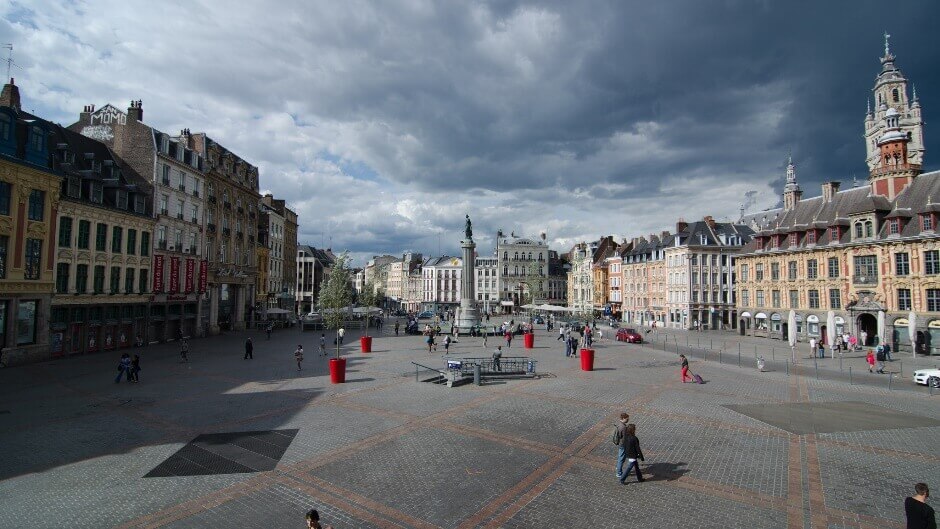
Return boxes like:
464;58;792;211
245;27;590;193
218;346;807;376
465;214;473;241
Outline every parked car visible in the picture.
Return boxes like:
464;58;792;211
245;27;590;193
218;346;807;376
913;368;940;388
534;316;544;324
417;311;434;320
616;328;643;344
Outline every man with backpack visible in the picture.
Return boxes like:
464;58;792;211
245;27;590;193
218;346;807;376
875;345;887;374
613;413;630;482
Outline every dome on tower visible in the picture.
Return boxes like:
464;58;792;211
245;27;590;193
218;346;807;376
885;107;900;118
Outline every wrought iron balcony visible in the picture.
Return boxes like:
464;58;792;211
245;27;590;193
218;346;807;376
853;275;878;285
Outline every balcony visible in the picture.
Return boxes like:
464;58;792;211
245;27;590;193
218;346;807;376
237;206;244;214
207;223;217;233
161;177;170;186
222;227;231;237
207;195;217;204
189;246;197;254
191;216;198;224
853;275;878;285
160;208;169;216
236;230;244;239
223;201;232;210
179;185;186;192
193;190;200;198
248;210;255;219
176;212;184;220
157;240;167;250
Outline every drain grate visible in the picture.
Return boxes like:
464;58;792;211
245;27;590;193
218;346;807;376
145;429;298;478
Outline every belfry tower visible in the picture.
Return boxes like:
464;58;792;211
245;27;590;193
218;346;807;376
864;32;925;172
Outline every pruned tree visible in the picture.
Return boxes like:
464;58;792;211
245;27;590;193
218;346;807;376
318;251;352;358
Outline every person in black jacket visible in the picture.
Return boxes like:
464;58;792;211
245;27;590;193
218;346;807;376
244;337;254;360
905;482;936;529
619;423;645;484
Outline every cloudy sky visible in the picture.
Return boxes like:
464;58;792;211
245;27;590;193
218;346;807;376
2;1;938;265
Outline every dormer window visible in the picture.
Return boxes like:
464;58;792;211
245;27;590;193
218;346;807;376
117;191;128;210
923;214;934;231
134;195;145;214
0;113;11;141
755;237;763;250
807;230;816;244
889;218;900;235
789;233;797;247
90;182;103;204
30;126;44;151
67;176;81;198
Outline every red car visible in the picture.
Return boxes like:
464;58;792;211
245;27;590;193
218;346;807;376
616;328;643;344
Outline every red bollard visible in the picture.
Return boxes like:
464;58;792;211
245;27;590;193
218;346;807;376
524;332;534;349
360;336;372;353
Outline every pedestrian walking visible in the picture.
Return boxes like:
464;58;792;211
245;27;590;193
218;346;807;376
680;354;693;383
244;337;254;359
860;330;868;347
483;330;488;348
866;349;876;373
905;483;935;529
266;321;273;340
619;423;645;484
557;325;565;341
809;337;817;358
305;508;334;529
876;346;886;374
427;333;435;354
564;333;572;357
597;328;603;341
444;335;451;354
613;413;630;481
505;330;513;348
569;335;579;357
338;327;345;345
115;352;132;383
319;334;326;356
130;353;141;383
884;342;893;362
394;321;400;336
492;346;502;371
295;345;304;370
179;339;189;363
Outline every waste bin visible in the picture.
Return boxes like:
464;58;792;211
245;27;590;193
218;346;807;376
524;332;534;349
360;336;372;353
580;348;595;371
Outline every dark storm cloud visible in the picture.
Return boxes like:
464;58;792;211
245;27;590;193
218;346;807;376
4;0;938;257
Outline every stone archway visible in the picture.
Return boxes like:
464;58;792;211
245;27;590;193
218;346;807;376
857;313;878;346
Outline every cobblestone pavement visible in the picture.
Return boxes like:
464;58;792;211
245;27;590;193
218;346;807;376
0;323;937;528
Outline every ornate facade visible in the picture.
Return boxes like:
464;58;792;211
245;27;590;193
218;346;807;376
736;39;939;354
188;133;261;332
0;81;61;364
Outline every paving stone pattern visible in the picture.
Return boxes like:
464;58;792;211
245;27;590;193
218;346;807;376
0;325;935;528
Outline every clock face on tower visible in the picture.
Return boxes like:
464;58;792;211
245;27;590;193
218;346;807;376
451;259;459;266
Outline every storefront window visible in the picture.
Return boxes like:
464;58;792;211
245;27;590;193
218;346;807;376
0;301;6;347
16;300;38;345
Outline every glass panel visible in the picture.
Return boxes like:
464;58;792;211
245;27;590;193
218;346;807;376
16;300;38;345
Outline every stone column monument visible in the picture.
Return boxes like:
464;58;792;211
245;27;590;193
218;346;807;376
456;214;481;334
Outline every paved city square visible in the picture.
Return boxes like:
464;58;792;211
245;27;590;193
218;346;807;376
1;324;937;528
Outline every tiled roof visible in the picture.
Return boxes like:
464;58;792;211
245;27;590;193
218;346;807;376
739;172;940;252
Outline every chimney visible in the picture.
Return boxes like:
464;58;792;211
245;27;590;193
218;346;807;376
79;104;95;123
127;100;143;122
676;218;688;233
0;78;21;111
821;181;841;202
704;215;716;229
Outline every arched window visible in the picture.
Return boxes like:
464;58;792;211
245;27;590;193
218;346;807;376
538;252;543;261
514;252;518;260
892;88;900;102
503;266;508;275
855;222;864;238
528;252;532;260
503;251;508;259
514;265;518;275
865;221;874;237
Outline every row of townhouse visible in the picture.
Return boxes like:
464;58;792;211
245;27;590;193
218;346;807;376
0;80;298;365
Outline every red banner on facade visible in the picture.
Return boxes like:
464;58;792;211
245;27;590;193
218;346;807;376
185;258;195;293
153;255;165;292
169;257;180;293
199;259;208;293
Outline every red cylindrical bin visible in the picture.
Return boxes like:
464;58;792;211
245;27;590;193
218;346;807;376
329;357;347;383
580;348;595;371
360;336;373;353
523;332;534;349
